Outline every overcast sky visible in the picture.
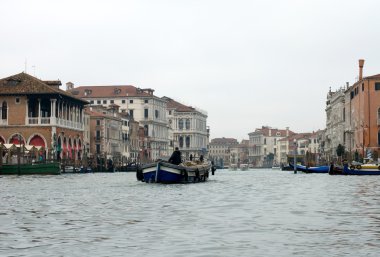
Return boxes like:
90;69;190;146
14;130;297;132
2;0;380;141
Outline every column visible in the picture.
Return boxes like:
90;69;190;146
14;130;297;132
25;99;29;124
38;98;41;124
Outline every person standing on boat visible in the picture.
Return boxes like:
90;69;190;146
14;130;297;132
169;147;182;165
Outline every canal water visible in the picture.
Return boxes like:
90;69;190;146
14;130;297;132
1;169;380;257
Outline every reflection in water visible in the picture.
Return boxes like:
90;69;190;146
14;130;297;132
1;170;380;257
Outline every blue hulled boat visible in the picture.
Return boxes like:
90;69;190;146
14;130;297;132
138;161;213;183
289;163;330;173
330;163;380;175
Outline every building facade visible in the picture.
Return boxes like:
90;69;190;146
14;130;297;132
248;126;294;167
164;97;208;160
0;73;87;162
325;86;346;161
344;60;380;160
209;137;238;167
69;84;169;161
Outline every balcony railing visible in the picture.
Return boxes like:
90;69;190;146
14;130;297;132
24;117;84;130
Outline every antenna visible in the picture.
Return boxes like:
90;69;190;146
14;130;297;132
32;65;36;76
24;58;27;73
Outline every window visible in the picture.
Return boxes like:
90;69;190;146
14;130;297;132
169;110;172;115
179;137;184;148
97;100;101;104
378;130;380;146
186;136;190;148
103;100;107;104
130;100;133;104
362;83;364;91
1;101;7;119
144;108;148;118
375;83;380;91
90;100;94;104
264;138;266;145
110;100;114;104
96;144;100;153
155;110;159;118
129;110;134;118
96;130;101;140
15;97;20;104
178;119;184;130
343;107;345;122
185;119;190;129
350;91;354;99
144;125;149;136
96;120;100;126
144;99;148;103
122;100;126;104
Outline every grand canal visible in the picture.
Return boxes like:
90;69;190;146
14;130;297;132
1;169;380;257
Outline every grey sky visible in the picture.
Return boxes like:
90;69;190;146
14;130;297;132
2;0;380;141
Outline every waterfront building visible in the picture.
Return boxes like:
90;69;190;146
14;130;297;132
344;59;380;160
0;73;87;161
324;86;346;161
209;137;238;167
85;105;123;166
248;126;294;167
277;132;321;166
163;97;208;160
68;84;169;160
229;140;249;165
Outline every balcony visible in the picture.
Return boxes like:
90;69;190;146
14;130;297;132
25;117;83;130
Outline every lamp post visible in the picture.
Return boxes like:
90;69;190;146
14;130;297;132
293;139;297;174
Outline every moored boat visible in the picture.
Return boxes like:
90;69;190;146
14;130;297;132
0;162;61;175
229;164;238;171
330;163;380;175
138;161;213;183
289;163;329;173
240;164;248;171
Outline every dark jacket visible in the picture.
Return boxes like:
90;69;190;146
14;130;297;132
169;150;182;165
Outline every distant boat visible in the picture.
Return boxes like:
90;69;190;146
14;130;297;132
229;164;238;171
289;163;329;173
330;163;380;175
0;162;60;175
138;161;213;183
239;164;248;171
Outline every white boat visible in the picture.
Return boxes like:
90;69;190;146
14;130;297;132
229;164;238;171
240;164;249;171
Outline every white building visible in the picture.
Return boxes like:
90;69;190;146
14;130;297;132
163;97;208;160
248;126;294;167
325;86;346;161
68;84;169;160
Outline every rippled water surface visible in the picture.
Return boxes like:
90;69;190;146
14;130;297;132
1;169;380;257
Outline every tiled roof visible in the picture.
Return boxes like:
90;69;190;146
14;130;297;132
0;72;87;103
250;126;295;137
364;74;380;80
210;137;238;145
69;85;154;98
163;97;195;112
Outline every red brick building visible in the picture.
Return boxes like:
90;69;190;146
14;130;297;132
0;73;87;160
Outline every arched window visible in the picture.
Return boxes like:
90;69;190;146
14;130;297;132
1;101;7;119
179;137;184;148
185;119;190;130
186;136;190;148
178;119;183;130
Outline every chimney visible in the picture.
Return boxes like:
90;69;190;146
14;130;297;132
286;127;289;136
359;59;365;81
346;82;349;89
66;82;74;91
